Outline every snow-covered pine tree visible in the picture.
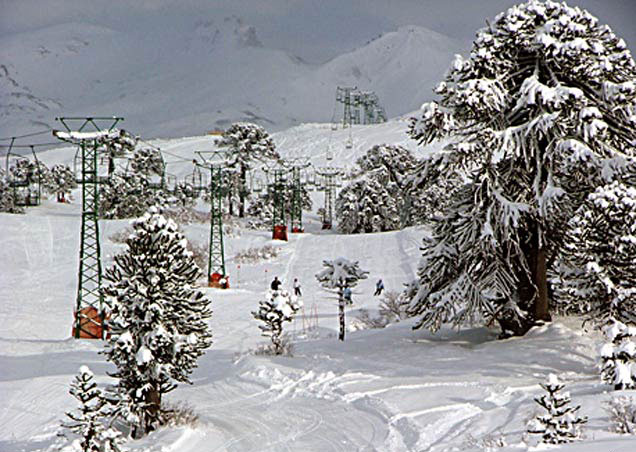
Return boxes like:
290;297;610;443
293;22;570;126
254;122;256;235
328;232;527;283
554;182;636;325
336;144;422;234
58;366;125;452
316;258;368;341
102;207;212;436
527;373;587;444
129;147;165;183
216;123;280;217
600;320;636;390
97;130;137;178
45;164;78;202
0;170;24;214
252;289;301;354
100;173;165;219
406;0;636;336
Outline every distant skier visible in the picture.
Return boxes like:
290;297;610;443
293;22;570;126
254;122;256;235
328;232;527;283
293;278;302;297
271;276;282;291
343;287;352;305
374;279;384;296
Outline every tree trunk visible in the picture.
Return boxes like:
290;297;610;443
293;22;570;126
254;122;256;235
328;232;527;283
239;165;246;218
338;290;345;341
144;384;161;434
501;222;551;337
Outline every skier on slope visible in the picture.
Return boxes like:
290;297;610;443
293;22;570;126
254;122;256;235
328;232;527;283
293;278;302;297
270;276;282;291
374;279;384;296
343;287;353;305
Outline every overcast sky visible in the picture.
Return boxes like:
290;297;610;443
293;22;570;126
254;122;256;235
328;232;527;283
1;0;635;63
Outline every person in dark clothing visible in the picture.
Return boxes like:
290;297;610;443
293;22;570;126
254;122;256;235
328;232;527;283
374;279;384;296
270;276;282;291
293;278;302;297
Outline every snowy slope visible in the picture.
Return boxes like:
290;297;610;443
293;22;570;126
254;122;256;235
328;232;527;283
1;121;635;452
0;18;460;140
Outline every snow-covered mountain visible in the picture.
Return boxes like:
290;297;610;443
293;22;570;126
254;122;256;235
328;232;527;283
0;18;460;140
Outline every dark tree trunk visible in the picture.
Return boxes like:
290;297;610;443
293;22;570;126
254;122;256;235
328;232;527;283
500;222;551;337
145;384;161;434
239;165;246;218
338;290;345;341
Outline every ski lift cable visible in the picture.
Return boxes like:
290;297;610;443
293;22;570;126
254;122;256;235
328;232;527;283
0;129;53;141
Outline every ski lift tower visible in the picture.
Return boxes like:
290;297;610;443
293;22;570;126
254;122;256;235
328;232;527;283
195;150;231;288
284;157;313;233
53;117;124;339
261;163;292;240
336;86;360;128
315;154;343;230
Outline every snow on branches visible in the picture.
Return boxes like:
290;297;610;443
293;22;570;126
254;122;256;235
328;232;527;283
58;366;125;452
216;122;280;217
405;0;636;336
336;144;422;233
102;207;212;436
527;374;587;445
554;182;636;325
252;289;301;355
316;258;368;341
600;320;636;390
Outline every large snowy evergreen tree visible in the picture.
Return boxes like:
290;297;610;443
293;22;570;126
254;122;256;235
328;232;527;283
58;366;125;452
406;0;636;336
45;164;78;202
336;144;422;233
252;289;301;354
100;173;165;219
527;374;587;444
103;208;212;436
554;182;636;325
316;258;368;341
0;169;24;214
216;123;280;217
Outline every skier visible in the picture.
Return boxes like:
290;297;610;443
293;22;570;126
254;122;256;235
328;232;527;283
374;279;384;296
343;287;352;305
293;278;302;297
270;276;282;291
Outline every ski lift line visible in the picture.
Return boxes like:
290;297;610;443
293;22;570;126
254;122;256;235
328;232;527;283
0;129;53;141
0;142;65;148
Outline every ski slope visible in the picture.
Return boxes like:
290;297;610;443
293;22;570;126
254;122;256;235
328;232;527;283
1;121;635;452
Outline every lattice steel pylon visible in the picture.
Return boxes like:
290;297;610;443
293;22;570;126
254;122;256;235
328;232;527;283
335;86;359;128
284;158;312;233
315;164;343;230
196;150;230;288
53;117;123;339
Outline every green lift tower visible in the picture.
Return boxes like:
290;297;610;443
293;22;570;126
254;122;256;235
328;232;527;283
53;117;123;339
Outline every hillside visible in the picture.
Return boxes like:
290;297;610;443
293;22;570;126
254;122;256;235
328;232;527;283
1;121;635;452
0;19;460;140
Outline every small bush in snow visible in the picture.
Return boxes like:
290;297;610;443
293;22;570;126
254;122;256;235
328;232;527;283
157;401;200;429
352;309;389;330
464;432;507;451
109;227;134;244
527;374;587;444
58;366;125;452
252;289;301;355
379;290;410;323
600;320;636;390
233;245;280;264
605;396;636;434
252;333;295;357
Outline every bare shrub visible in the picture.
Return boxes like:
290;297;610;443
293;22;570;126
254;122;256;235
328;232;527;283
186;240;208;274
233;245;280;264
252;334;294;357
157;401;200;428
379;291;410;322
163;206;210;224
353;309;389;330
109;226;134;244
464;432;507;451
605;396;636;434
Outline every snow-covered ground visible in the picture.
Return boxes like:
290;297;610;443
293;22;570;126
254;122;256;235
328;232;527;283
1;121;635;451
